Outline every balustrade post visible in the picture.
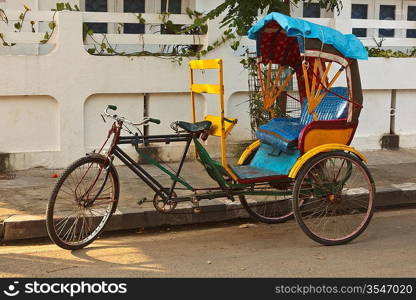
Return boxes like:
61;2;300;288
332;0;352;34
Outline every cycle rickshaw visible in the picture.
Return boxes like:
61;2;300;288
46;12;375;250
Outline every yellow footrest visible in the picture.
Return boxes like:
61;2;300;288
204;115;237;137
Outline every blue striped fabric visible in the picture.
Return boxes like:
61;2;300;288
256;87;349;152
300;87;348;125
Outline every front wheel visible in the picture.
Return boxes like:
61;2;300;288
46;155;120;250
239;190;294;224
293;151;375;246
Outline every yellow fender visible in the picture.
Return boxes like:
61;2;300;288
237;140;261;165
288;143;367;179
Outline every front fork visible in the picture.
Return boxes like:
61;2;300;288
79;153;114;208
80;122;121;207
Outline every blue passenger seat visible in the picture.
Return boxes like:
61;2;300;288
256;87;349;152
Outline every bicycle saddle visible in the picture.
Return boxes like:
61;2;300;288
176;120;212;134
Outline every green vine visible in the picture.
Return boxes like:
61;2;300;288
13;5;31;32
0;8;8;24
41;3;81;44
367;38;416;58
40;11;57;44
82;7;222;64
6;2;416;60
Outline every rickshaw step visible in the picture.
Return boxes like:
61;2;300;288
230;165;286;184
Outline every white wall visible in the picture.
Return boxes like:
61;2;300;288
351;90;392;150
395;90;416;148
0;95;59;152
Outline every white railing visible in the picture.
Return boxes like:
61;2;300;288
1;11;416;54
350;19;416;47
0;10;206;53
304;17;416;48
0;11;56;44
83;12;206;46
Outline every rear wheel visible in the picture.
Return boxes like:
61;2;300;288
46;155;119;250
293;151;375;245
238;144;294;224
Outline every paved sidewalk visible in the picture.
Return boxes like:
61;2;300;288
0;148;416;241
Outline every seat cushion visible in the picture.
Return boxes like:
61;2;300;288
256;118;303;152
177;120;212;133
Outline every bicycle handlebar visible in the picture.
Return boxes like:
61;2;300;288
147;118;161;124
103;105;161;127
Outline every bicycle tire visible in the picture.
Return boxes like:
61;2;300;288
46;154;120;250
293;151;375;246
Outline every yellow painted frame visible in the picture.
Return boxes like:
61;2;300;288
288;143;367;179
301;128;355;153
204;115;237;137
191;84;222;94
237;140;261;165
257;62;295;112
302;58;344;116
189;58;238;181
189;59;222;70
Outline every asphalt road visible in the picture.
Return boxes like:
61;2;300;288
1;208;415;278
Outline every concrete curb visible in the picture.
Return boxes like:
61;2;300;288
1;186;416;242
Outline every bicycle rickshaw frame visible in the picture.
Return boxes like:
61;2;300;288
46;12;375;250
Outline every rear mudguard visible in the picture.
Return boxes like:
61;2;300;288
288;143;367;178
237;140;261;165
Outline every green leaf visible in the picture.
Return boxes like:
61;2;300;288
100;42;106;50
44;32;49;39
0;8;9;23
74;5;80;11
230;40;240;51
65;3;73;11
186;8;193;18
14;22;21;30
107;47;114;54
193;18;203;26
56;3;65;11
40;39;47;44
87;29;94;36
48;21;56;30
87;48;96;54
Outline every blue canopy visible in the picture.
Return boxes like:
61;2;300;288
247;12;368;60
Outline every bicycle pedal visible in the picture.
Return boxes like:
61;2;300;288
137;197;147;205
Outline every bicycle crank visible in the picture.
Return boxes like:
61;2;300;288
153;192;178;213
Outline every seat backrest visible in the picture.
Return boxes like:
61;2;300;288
300;87;348;126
